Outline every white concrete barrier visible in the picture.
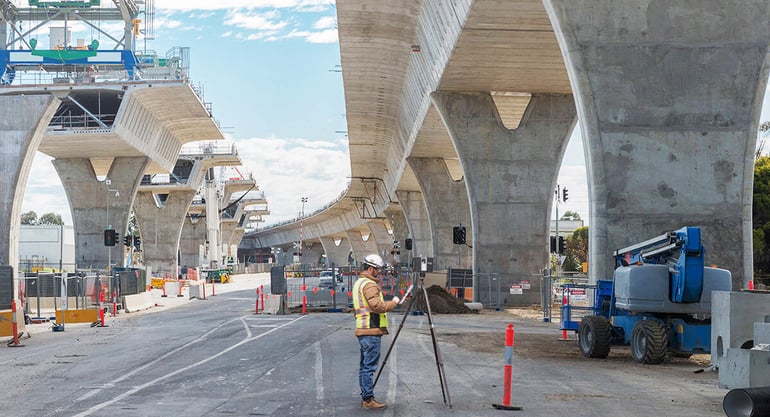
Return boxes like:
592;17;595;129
464;302;483;312
164;281;180;297
264;294;282;314
123;292;154;313
188;281;205;299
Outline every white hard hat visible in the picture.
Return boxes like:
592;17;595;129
362;253;384;269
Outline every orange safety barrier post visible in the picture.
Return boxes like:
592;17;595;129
492;324;521;410
301;285;307;315
112;290;117;316
202;282;206;300
161;280;167;297
177;281;183;297
749;280;755;290
9;300;22;347
97;291;108;327
260;285;264;311
561;294;569;341
212;280;216;297
255;288;260;313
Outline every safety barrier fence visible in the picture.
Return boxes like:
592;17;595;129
282;267;411;311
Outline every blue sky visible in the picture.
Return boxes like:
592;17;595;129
15;1;770;229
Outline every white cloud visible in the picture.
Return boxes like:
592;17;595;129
155;0;331;11
234;135;351;224
224;9;287;31
313;16;336;30
284;28;338;44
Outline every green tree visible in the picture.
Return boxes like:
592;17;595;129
754;156;770;275
38;212;63;225
565;226;589;267
21;211;37;225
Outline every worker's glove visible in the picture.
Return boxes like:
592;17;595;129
392;296;400;304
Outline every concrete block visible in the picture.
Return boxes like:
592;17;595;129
755;322;770;345
264;295;281;314
711;291;770;369
164;281;180;297
719;348;770;389
188;281;204;299
123;292;153;313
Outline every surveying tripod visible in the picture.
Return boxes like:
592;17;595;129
372;270;453;409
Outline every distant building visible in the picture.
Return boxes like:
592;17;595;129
550;219;584;237
19;225;75;272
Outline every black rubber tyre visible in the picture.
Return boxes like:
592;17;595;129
578;316;612;358
631;320;668;364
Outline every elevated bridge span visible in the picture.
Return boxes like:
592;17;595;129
252;0;770;306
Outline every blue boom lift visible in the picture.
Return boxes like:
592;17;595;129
565;226;731;364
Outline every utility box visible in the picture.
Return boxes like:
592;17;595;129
270;266;286;294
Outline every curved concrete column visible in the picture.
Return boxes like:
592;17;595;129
543;0;770;287
180;216;205;269
368;220;396;265
408;157;472;271
0;95;59;278
133;190;196;276
396;190;433;259
346;229;378;265
432;92;576;306
301;241;325;267
320;236;351;267
54;156;150;270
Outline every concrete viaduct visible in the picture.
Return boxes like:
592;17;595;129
246;0;770;306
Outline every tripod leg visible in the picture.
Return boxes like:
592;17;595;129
422;285;453;408
372;294;415;389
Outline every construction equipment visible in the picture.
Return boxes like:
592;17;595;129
564;226;732;364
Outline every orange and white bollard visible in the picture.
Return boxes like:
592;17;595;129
749;280;755;290
561;294;569;341
492;324;522;410
9;299;21;347
161;281;167;297
98;291;107;327
256;288;260;314
301;285;307;315
260;285;264;311
177;281;184;297
212;280;216;297
112;290;117;316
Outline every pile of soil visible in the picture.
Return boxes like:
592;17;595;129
412;285;471;314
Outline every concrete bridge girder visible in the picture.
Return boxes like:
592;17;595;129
432;92;577;306
0;95;60;281
408;157;472;272
133;189;196;276
54;156;150;270
543;0;770;288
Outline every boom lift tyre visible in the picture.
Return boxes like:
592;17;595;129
578;315;612;358
630;320;667;364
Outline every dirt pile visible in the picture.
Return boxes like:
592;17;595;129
413;285;471;314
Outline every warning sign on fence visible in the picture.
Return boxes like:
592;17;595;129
509;285;523;295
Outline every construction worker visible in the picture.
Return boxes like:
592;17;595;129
353;254;400;410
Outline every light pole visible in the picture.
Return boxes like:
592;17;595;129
106;180;120;274
299;196;308;264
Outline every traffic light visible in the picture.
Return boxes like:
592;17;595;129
558;236;565;254
550;236;556;253
562;187;569;202
123;235;132;247
104;229;116;247
453;226;466;245
405;238;413;250
133;235;141;251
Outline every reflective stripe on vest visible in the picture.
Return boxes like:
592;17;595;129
353;277;388;329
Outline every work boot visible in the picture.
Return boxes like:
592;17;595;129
362;397;388;410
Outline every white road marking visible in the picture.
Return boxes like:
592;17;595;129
314;341;325;401
71;315;306;417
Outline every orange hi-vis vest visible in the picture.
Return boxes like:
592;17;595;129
353;277;389;330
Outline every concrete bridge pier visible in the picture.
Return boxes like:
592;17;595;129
396;190;434;261
367;220;397;266
54;156;150;270
133;190;196;277
180;214;205;269
319;236;351;268
0;95;59;286
432;92;577;306
386;209;411;265
408;157;472;271
544;0;770;288
346;229;378;266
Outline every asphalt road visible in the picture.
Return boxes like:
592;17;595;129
0;276;728;417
